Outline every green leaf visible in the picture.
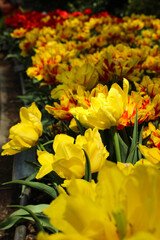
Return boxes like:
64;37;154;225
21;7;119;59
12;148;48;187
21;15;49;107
83;149;92;182
142;134;151;145
153;119;159;129
110;126;122;163
35;214;57;233
0;204;57;232
11;204;49;216
24;160;41;169
126;109;138;164
138;126;144;160
4;54;21;61
0;204;48;230
18;95;37;102
8;205;44;232
3;180;57;199
26;170;38;181
73;116;85;135
0;215;31;230
21;170;38;196
118;133;128;163
0;215;56;232
61;121;70;132
37;142;47;151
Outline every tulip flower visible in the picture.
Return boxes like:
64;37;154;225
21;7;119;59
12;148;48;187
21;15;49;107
97;44;145;82
37;161;160;240
1;102;42;156
36;128;108;179
70;78;129;130
117;91;154;130
134;75;160;98
56;62;99;90
139;144;160;164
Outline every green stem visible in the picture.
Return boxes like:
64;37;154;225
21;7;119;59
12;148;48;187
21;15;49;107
111;126;122;163
43;140;54;146
37;143;46;151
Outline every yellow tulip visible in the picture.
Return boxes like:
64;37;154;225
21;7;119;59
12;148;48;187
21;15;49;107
122;19;144;31
117;91;154;130
46;83;109;122
134;75;160;98
36;128;108;179
37;161;160;240
26;41;77;84
42;183;119;239
19;28;39;57
142;122;160;149
36;151;55;179
36;134;84;179
76;128;109;172
11;27;27;38
124;232;159;240
1;102;42;156
97;44;145;82
117;159;158;176
70;78;129;129
56;62;99;90
139;144;160;164
37;231;90;240
62;178;96;201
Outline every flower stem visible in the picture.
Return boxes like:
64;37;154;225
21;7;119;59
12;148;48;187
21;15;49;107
37;142;46;151
111;126;122;162
43;140;54;146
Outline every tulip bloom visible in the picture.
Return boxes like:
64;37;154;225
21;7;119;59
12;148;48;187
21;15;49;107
46;83;108;121
134;75;160;98
97;44;145;82
117;91;154;129
142;122;160;149
26;41;77;84
56;62;99;90
70;78;129;130
37;161;160;240
139;144;160;164
36;128;109;179
1;102;42;156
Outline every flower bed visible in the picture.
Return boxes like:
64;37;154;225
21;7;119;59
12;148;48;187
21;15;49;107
1;8;160;239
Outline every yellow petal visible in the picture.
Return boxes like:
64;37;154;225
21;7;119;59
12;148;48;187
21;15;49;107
36;151;55;179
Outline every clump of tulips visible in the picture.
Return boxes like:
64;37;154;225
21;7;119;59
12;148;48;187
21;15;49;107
1;8;160;240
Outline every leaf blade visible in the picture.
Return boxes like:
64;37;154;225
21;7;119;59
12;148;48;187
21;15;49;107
3;180;58;199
